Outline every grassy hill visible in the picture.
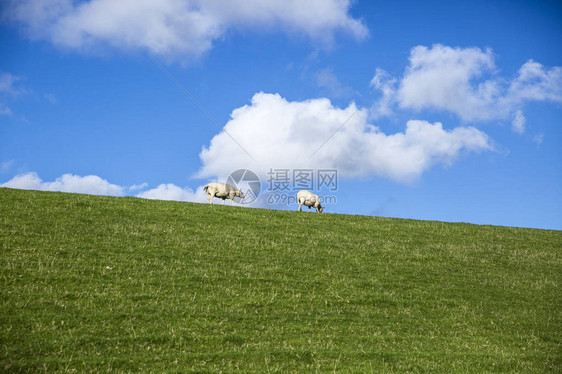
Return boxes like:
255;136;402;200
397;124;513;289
1;187;560;372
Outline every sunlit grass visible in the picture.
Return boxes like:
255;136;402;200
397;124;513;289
1;188;560;372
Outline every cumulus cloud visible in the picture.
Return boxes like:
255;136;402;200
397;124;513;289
504;60;562;104
197;92;492;183
4;0;367;59
136;183;207;202
0;172;125;195
371;44;562;133
398;45;498;121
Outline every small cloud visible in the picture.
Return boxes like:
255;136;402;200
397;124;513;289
512;110;526;134
44;93;57;104
0;72;27;116
316;68;355;98
369;68;397;119
506;60;562;103
0;71;28;117
0;72;26;96
128;182;148;192
136;183;207;203
396;44;498;121
1;159;15;174
532;133;544;146
0;171;213;203
306;49;320;63
0;104;13;116
315;68;356;99
0;172;124;196
370;196;399;216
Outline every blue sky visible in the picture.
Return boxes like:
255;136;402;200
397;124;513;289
1;0;561;230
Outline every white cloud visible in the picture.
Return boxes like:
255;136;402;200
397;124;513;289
0;104;13;116
398;45;498;121
0;72;25;96
5;0;367;59
128;182;149;192
136;183;207;202
512;110;526;134
0;172;124;196
1;160;15;174
369;68;397;119
0;172;213;203
315;68;356;99
197;92;492;183
371;44;562;132
504;60;562;104
0;71;26;116
44;93;57;104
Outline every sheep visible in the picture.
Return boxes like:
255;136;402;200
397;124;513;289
203;182;244;205
297;190;324;213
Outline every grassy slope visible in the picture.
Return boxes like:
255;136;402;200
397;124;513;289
0;188;560;373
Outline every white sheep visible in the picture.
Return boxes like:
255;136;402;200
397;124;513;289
203;182;244;205
297;190;324;213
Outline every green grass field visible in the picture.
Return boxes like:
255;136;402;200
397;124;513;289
1;188;560;372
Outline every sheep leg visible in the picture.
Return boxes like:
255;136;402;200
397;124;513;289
298;202;302;212
207;193;213;204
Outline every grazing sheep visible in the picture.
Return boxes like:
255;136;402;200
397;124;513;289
297;190;323;213
203;182;244;205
